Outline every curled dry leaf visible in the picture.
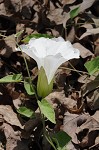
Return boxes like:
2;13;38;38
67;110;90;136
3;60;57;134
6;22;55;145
76;116;99;148
63;112;99;148
45;90;83;120
0;105;23;129
81;75;99;97
73;43;94;58
80;28;99;40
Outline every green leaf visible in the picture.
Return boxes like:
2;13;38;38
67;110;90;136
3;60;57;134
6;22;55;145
84;56;99;75
24;79;35;95
52;131;71;149
17;106;35;118
22;33;53;43
0;74;22;83
38;99;56;124
70;7;79;19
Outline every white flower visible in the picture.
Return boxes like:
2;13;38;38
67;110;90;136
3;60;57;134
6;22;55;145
17;37;80;84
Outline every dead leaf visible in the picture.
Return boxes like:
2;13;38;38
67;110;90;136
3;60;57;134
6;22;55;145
80;28;99;40
3;123;28;150
92;111;99;123
79;0;95;12
63;112;85;144
0;105;23;129
73;43;94;58
86;88;99;110
0;35;16;58
66;26;75;42
76;117;99;148
63;112;99;148
81;75;99;97
47;8;67;25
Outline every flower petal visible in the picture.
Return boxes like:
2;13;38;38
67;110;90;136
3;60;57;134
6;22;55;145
43;54;66;84
16;37;80;85
16;44;43;69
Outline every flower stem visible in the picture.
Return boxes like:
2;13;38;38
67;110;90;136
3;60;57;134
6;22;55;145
42;114;57;150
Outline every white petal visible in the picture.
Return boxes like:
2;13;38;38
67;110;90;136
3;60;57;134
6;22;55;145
56;41;80;59
43;54;66;84
29;38;47;58
52;37;65;42
16;44;43;69
16;37;80;84
29;37;61;56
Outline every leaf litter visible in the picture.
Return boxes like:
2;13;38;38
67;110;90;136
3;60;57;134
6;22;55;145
0;0;99;149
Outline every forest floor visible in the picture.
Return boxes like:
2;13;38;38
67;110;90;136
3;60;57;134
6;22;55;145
0;0;99;150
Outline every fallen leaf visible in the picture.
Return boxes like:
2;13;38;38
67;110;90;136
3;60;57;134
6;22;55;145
86;88;99;110
63;112;99;148
3;123;28;150
73;43;94;58
80;28;99;40
0;105;23;129
92;111;99;123
0;35;16;58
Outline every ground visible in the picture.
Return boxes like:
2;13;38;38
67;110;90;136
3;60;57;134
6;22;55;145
0;0;99;150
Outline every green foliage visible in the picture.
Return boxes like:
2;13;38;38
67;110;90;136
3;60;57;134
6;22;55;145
24;78;35;95
17;106;35;118
52;131;71;150
38;99;56;124
70;7;79;19
0;74;22;83
84;56;99;75
22;33;53;43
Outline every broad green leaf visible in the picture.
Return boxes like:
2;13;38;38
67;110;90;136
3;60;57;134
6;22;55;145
84;56;99;75
0;74;22;83
70;7;79;19
38;99;56;124
52;131;71;149
22;33;53;43
24;79;35;95
17;106;35;118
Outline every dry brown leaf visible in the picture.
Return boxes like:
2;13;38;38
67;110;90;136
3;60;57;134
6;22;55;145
73;43;94;58
92;111;99;123
3;123;28;150
80;28;99;40
63;112;88;144
62;0;76;5
86;89;99;110
94;37;99;56
63;112;99;148
76;117;99;148
0;35;16;58
47;8;66;25
0;105;23;129
66;26;75;42
79;0;95;12
81;75;99;97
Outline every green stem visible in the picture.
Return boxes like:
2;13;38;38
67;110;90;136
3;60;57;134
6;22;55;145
42;114;57;150
60;66;89;75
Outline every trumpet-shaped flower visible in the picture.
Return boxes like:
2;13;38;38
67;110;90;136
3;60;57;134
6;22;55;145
17;37;80;98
